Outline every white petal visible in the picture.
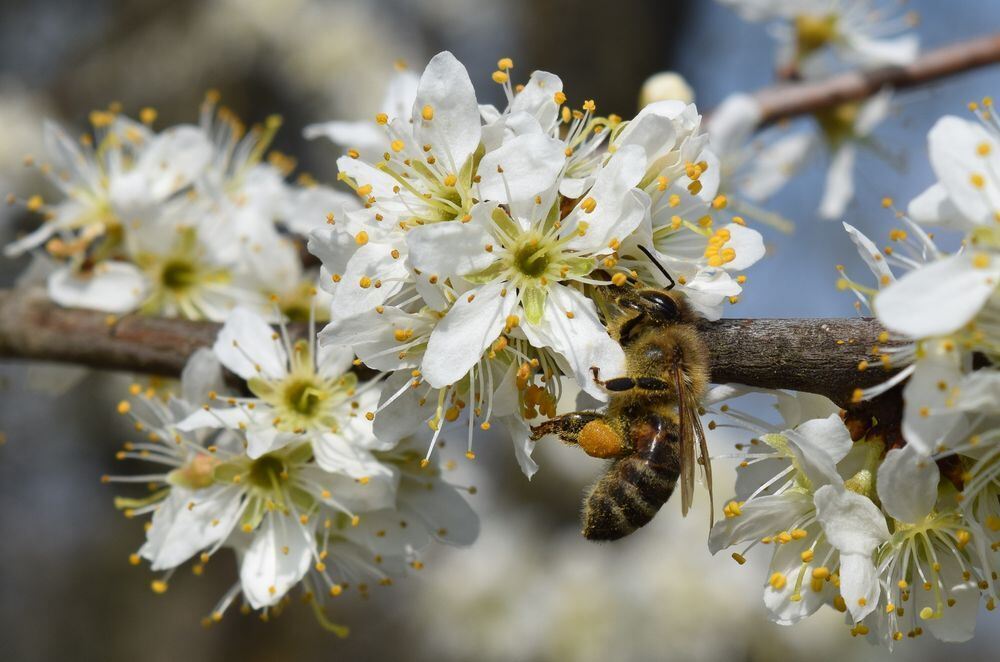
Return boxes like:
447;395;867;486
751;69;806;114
181;348;225;406
510;70;563;130
843;222;892;284
877;445;939;523
901;349;965;454
312;436;395;479
213;307;288;380
763;534;834;624
708;491;814;553
239;514;314;609
133;125;212;202
818;145;856;219
412;51;482;173
141;486;241;571
927;116;1000;226
564;146;648;252
245;427;298;459
707;93;762;157
421;280;516;388
477;133;565;204
47;262;147;314
176;406;250;432
329;241;409;319
303;120;385;156
406;204;496;277
736;132;816;201
302;465;398;513
876;252;1000;338
907;182;969;231
399;477;479;547
522;284;625;400
787;415;853;488
814;485;889;555
282;184;358;235
773;391;839;428
722;222;765;271
502;413;538;479
839;552;881;622
854;88;893;136
846;33;919;69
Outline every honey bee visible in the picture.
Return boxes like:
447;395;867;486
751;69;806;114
529;258;713;541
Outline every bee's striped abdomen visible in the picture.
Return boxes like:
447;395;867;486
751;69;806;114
581;456;678;541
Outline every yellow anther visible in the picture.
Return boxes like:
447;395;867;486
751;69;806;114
492;70;509;84
117;401;131;415
582;99;596;112
150;580;169;594
554;91;567;105
421;105;434;121
978;141;992;156
355;230;369;245
882;197;893;208
359;276;372;289
581;197;597;213
970;173;986;189
611;273;628;286
732;552;747;565
769;572;787;590
497;57;513;70
356;184;373;197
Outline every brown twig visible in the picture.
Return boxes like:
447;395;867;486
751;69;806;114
751;32;1000;125
0;288;898;407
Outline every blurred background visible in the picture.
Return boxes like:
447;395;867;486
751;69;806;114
2;0;1000;660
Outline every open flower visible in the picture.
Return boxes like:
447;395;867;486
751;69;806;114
178;307;386;459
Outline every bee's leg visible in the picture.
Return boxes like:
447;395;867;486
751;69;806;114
531;411;625;459
590;367;673;394
529;412;605;443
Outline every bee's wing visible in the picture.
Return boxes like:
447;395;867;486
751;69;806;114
675;365;695;517
686;388;714;526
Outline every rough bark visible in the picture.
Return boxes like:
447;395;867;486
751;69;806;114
0;288;899;407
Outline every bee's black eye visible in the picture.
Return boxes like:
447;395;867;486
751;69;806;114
640;291;679;321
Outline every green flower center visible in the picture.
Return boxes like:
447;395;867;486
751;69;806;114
248;454;287;489
283;378;324;418
160;259;199;291
513;240;553;279
795;14;838;58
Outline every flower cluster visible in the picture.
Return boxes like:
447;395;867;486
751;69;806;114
5;96;357;321
105;316;478;631
710;98;1000;647
306;52;764;475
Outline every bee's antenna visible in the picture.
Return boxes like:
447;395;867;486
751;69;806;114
638;245;675;290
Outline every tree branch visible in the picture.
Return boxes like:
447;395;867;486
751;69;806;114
0;288;897;407
752;32;1000;125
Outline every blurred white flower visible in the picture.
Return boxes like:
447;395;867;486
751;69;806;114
639;71;695;107
718;0;918;77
